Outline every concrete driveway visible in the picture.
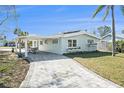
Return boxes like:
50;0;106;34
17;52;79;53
20;52;120;88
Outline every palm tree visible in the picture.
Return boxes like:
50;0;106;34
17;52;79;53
92;5;124;56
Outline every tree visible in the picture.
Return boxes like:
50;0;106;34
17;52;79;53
93;31;96;35
121;30;124;34
97;25;111;37
0;6;16;26
14;28;29;36
92;5;124;56
13;6;29;37
0;6;16;46
12;6;29;54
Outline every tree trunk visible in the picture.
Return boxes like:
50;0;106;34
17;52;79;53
111;6;116;56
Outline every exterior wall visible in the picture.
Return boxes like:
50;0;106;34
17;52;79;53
38;39;61;54
29;35;99;54
29;40;39;48
97;40;110;52
60;34;98;54
102;35;112;42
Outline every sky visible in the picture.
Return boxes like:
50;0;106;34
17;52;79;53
0;5;124;40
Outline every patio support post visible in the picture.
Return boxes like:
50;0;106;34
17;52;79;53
32;40;34;48
15;40;18;52
25;39;28;57
19;40;21;53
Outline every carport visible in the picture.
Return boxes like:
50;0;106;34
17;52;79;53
16;35;59;57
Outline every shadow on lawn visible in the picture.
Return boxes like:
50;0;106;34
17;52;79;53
64;51;113;58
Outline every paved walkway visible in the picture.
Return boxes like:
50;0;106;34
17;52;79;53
20;52;121;88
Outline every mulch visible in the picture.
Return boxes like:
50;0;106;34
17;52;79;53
0;52;29;88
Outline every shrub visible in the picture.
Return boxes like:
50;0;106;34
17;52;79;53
116;40;124;53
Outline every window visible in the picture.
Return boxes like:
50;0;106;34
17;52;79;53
52;39;58;44
40;41;43;45
45;40;48;44
88;40;94;44
68;40;77;47
68;40;72;47
73;40;77;47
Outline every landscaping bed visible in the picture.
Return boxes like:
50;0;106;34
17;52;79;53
65;51;124;87
0;51;29;88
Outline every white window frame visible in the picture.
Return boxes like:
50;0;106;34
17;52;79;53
68;40;77;48
87;40;94;44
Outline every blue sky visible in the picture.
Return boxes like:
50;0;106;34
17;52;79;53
1;5;124;40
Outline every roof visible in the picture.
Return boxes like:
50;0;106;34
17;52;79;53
54;30;100;39
16;30;100;40
16;35;59;40
102;33;124;40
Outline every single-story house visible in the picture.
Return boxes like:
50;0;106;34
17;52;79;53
101;33;124;42
16;30;100;57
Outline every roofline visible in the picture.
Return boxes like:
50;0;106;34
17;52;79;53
16;35;60;40
101;33;111;39
16;31;100;40
60;32;100;39
83;33;100;40
101;33;124;40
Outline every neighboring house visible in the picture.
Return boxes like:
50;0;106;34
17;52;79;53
16;30;100;57
97;33;124;51
101;33;124;42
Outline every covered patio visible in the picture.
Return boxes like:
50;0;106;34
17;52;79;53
15;35;59;57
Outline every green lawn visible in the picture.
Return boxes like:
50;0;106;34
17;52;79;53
64;51;124;87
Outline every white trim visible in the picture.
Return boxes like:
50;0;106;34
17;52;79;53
24;39;28;57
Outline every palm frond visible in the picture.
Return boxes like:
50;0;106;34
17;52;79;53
120;5;124;16
92;5;106;18
103;6;111;21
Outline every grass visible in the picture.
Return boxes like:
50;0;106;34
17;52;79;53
64;51;124;87
0;51;29;88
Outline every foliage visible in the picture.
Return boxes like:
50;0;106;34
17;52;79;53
116;40;124;53
92;5;124;56
92;5;106;20
97;25;111;37
0;6;17;43
28;41;32;46
121;30;124;34
120;5;124;15
14;28;29;36
107;40;124;53
93;31;96;35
